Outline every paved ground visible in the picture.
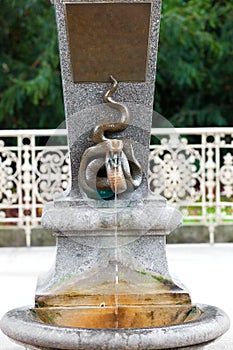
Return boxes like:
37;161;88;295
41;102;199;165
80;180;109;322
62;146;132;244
0;244;232;349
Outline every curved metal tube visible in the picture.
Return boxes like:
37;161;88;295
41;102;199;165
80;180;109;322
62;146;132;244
92;76;130;144
103;75;130;125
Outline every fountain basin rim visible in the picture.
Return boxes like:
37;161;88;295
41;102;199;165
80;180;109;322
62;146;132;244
0;304;230;350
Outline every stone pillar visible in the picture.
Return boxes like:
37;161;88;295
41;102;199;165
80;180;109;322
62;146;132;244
53;0;162;197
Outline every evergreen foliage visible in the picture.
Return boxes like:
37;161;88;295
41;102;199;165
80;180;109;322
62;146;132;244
155;0;233;127
0;0;63;129
0;0;232;128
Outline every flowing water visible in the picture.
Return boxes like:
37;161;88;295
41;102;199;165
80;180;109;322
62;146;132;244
114;167;119;328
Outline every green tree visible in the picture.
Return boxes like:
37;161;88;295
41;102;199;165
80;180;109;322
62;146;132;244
0;0;63;129
154;0;233;127
0;0;232;129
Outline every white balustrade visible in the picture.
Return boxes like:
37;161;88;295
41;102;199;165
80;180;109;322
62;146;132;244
149;128;233;244
0;128;232;245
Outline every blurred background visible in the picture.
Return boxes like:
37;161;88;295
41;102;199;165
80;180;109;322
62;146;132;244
0;0;232;129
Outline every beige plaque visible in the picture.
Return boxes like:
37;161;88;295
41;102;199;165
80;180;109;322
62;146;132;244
65;3;151;83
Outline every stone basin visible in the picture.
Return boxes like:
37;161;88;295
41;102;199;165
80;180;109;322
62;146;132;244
0;304;230;350
32;304;200;329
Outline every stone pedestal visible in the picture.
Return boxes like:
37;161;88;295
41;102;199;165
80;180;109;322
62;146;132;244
39;196;181;286
33;195;196;329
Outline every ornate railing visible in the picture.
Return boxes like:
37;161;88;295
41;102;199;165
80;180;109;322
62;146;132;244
149;128;233;244
0;128;232;245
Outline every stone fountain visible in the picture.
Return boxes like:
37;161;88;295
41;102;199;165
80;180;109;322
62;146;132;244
0;0;230;349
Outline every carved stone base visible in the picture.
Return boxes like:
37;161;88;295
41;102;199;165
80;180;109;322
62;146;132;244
35;265;192;328
36;197;184;315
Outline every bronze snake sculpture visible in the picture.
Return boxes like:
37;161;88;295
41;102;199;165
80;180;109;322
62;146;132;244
79;75;142;199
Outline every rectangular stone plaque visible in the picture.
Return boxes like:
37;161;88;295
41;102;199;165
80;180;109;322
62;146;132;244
65;3;151;83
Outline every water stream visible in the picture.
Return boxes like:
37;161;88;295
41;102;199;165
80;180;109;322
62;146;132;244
114;167;119;328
